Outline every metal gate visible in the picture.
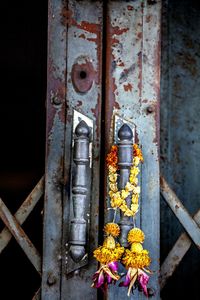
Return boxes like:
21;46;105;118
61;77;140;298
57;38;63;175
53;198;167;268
4;0;199;299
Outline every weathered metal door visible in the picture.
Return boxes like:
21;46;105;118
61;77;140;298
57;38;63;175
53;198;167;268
42;1;161;299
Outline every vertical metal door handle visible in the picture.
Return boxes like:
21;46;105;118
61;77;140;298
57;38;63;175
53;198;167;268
69;120;90;262
118;124;134;247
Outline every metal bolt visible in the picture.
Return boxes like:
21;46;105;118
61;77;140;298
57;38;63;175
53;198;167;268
47;273;57;286
50;90;61;105
52;95;61;105
74;269;80;276
147;105;154;113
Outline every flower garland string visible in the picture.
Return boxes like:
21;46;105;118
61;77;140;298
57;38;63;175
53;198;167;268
92;143;152;297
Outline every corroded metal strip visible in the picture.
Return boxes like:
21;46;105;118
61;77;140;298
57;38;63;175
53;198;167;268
0;176;44;253
160;177;200;249
105;1;161;298
160;207;200;289
118;124;133;247
0;198;41;275
42;0;67;298
61;1;102;299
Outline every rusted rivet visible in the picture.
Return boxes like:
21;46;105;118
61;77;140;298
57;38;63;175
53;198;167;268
74;269;80;276
47;273;57;286
147;106;154;114
52;96;61;105
147;287;156;297
50;90;61;105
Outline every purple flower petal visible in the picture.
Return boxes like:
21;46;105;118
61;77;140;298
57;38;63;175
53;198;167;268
93;271;105;288
138;270;149;296
107;274;112;284
119;269;131;287
108;261;118;272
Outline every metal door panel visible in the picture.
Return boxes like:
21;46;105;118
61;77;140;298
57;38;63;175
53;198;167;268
60;1;103;299
104;1;161;299
42;0;67;298
42;1;161;299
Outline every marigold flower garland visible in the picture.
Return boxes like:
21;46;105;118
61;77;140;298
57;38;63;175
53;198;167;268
92;143;152;297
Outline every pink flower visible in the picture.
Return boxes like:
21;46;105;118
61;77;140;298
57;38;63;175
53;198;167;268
119;268;131;287
138;269;149;296
92;262;120;290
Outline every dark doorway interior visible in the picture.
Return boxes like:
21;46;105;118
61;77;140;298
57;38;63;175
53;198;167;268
0;1;48;299
161;0;200;299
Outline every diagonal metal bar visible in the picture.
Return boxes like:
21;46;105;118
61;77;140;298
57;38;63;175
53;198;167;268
160;208;200;289
0;198;41;275
0;176;44;254
32;287;41;300
160;176;200;249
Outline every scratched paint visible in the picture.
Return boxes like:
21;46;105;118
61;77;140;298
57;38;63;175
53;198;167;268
60;1;103;299
42;0;67;299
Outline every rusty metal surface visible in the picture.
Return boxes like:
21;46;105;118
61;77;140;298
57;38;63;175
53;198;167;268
41;0;67;298
0;198;41;275
161;177;200;248
61;1;103;299
160;0;200;298
105;1;161;299
160;207;200;289
0;176;44;254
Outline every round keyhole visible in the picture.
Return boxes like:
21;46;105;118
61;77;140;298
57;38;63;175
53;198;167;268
79;70;87;79
71;58;94;93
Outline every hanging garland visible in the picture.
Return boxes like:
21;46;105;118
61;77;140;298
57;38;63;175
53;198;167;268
91;143;152;297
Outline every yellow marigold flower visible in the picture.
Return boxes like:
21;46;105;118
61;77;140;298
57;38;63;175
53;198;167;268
131;203;139;213
121;189;130;199
130;177;138;186
123;208;134;217
132;194;139;204
128;228;145;244
131;242;143;252
133;156;140;166
94;241;124;265
109;191;114;197
110;192;123;208
104;223;120;237
108;165;117;174
103;235;116;249
111;198;123;208
129;175;136;185
132;186;140;195
109;183;118;192
125;182;134;192
130;166;140;177
133;144;143;162
109;173;118;183
122;249;151;269
111;191;121;201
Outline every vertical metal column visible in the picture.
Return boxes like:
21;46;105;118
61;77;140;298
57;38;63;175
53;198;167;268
118;124;133;247
69;120;90;262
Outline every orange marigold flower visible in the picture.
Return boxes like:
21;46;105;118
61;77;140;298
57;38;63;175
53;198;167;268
128;228;145;244
133;144;143;162
104;223;120;237
106;145;118;168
